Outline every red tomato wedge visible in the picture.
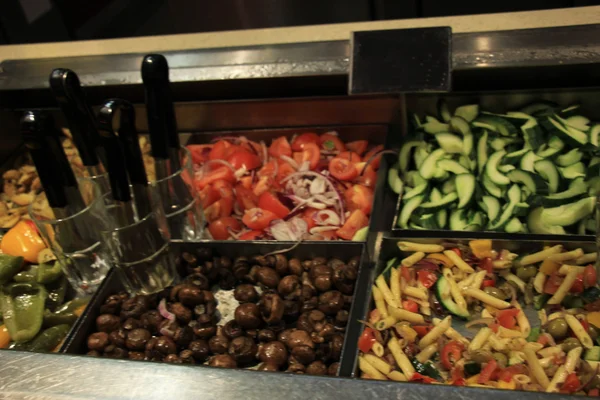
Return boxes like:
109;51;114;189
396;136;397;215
253;176;273;197
358;327;376;353
354;162;378;188
291;133;320;151
441;341;464;370
212;179;234;198
478;360;497;384
208;217;241;240
239;230;263;240
209;141;238;160
269;136;292;158
235;184;259;211
544;272;563;294
293;142;320;170
584;264;597;288
196;167;236;190
417;270;438;289
319;133;346;152
336;209;368;240
199;185;219;209
363;145;384;170
570;274;584;293
242;208;278;230
561;373;580;393
497;308;520;330
413;325;433;337
344;185;374;215
187;144;213;164
258;192;290;219
346;140;368;156
329;157;359;181
402;300;418;313
204;197;234;223
227;149;261;170
337;151;361;163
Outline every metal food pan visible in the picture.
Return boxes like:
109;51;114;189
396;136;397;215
185;124;390;241
62;240;369;377
348;234;595;390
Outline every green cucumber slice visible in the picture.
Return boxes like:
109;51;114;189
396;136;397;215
481;196;501;221
527;207;566;235
437;99;451;122
387;167;404;194
435;133;463;154
418;192;458;214
589;125;600;147
488;184;521;230
541;196;595;226
504;147;530;165
482;174;504;198
398;195;424;228
477;130;488;175
556;149;584;167
455;174;475;209
565;115;590;131
505;217;526;233
454;104;479;122
437;159;470;175
521;118;545;150
485;151;510;185
419;149;445;179
403;183;429;201
534;159;561;194
436;276;470;318
422;118;450;134
442;177;456;194
519;101;558;116
542;178;587;207
450;116;471;135
449;209;468;231
521;151;541;173
560;162;586;179
398;140;423;174
507;169;548;194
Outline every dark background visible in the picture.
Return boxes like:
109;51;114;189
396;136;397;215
0;0;598;45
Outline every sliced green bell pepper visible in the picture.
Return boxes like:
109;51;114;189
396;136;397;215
0;254;24;284
0;282;47;343
43;296;90;327
27;324;70;352
45;276;67;311
13;265;38;283
36;261;62;284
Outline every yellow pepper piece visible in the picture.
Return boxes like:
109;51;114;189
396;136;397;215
426;253;454;267
0;221;47;264
469;240;494;259
0;325;11;349
466;374;481;385
497;379;516;390
539;258;560;275
587;312;600;328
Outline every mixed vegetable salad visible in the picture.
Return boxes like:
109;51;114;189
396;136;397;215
0;220;88;351
358;240;600;395
187;132;384;241
388;101;600;234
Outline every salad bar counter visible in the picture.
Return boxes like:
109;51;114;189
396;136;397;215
0;23;600;400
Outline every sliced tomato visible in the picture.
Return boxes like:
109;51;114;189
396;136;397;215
544;272;563;295
199;185;219;209
344;185;374;215
401;266;412;282
497;364;527;382
336;209;369;240
293;142;320;170
239;139;262;157
235;184;259;211
187;144;213;164
497;308;520;330
291;133;320;151
451;366;465;386
402;300;419;313
570;274;584;293
354;162;378;188
584;264;597;288
227;149;261;170
477;359;497;384
337;151;361;163
489;323;499;333
561;373;580;393
208;216;241;240
417;270;438;289
195;166;235;189
258;160;278;178
242;208;278;230
238;230;263;240
204;197;234;223
253;176;273;197
239;176;253;189
346;140;368;156
410;372;437;384
276;160;296;182
209;140;237;160
413;325;433;337
358;327;376;353
212;179;234;198
363;145;383;170
441;341;464;370
329;157;359;181
479;257;493;274
269;136;292;158
319;133;346;152
301;208;319;230
481;279;495;288
259;192;290;219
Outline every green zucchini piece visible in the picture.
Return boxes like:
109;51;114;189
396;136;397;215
454;104;479;122
419;149;445;179
477;130;488;175
398;195;424;228
534;159;561;194
485;151;510;185
435;133;463;154
540;196;595;226
455;174;476;209
527;207;566;235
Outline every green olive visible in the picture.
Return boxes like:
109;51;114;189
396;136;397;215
492;352;508;368
546;318;569;340
561;337;581;352
515;266;537;281
588;324;599;341
483;286;506;300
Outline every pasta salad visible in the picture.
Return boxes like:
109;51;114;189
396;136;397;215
357;240;600;395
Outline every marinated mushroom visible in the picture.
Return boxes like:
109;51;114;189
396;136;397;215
191;314;217;339
235;303;262;329
96;314;121;333
120;296;150;319
306;360;327;375
104;344;128;359
122;318;141;331
234;284;259;303
180;349;195;364
258;329;276;342
257;267;280;289
173;326;194;348
209;354;237;368
328;362;340;376
288;258;303;276
330;334;344;361
155;336;177;355
278;275;301;298
259;293;284;325
140;310;163;334
258;362;279;372
318;291;344;315
170;302;192;323
184;273;210;290
209;335;230;354
258;341;288;367
88;332;110;351
128;352;146;361
287;362;305;373
126;328;151;351
291;345;315;365
188;340;210;362
223;320;244;339
228;336;258;366
100;294;124;314
287;330;314;349
109;329;127;347
164;354;183;364
176;285;205;306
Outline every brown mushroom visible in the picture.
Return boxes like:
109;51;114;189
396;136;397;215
122;318;141;331
109;329;127;347
259;293;284;325
88;332;110;351
96;314;121;333
257;267;280;289
100;294;125;314
174;326;194;348
234;284;259;303
306;361;327;375
104;344;128;359
180;252;199;273
334;310;349;330
223;320;244;339
258;362;279;372
128;352;146;361
140;310;163;335
87;350;101;357
170;302;192;323
183;273;210;290
333;264;358;295
286;330;314;349
120;296;150;319
330;334;344;362
302;296;318;312
209;354;237;368
288;258;303;276
283;299;302;321
318;291;344;315
190;314;217;339
235;303;262;330
126;328;151;351
188;340;210;362
257;329;276;342
291;345;315;365
172;284;205;306
258;341;288;367
209;335;230;354
228;336;258;366
179;349;196;364
287;362;305;373
232;258;250;280
155;336;177;355
278;275;301;298
164;354;183;364
328;362;340;376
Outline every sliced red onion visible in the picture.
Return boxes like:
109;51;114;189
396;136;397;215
310;226;339;234
280;155;299;170
233;201;243;216
158;298;176;321
314;210;340;226
309;178;326;195
270;219;297;241
289;217;308;238
298;161;310;172
313;194;338;206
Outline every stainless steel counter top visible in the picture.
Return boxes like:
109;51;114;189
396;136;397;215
0;351;572;400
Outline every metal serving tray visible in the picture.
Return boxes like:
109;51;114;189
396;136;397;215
62;240;370;377
185;124;390;241
348;234;596;391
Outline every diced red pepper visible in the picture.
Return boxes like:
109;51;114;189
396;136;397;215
560;373;580;393
417;270;438;289
481;279;495;288
413;325;433;338
478;359;498;384
410;372;437;384
358;327;377;353
480;257;493;274
441;341;465;370
497;308;520;330
402;300;419;313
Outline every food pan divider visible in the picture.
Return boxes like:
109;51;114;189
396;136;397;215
347;233;595;389
62;240;369;377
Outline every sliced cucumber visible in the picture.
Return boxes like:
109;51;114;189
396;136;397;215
505;217;526;233
387;166;404;195
419;149;445;179
514;202;530;217
498;164;516;173
414;147;430;170
418;192;458;214
542;178;588;207
504;147;530;165
442;177;456;194
507;169;548;194
477;130;488;175
488;184;521;230
485;151;510;185
450;116;471;135
449;209;468;231
548;135;565;150
465;211;484;231
565;115;590;132
490;137;521;151
398;195;424;228
422;118;450;134
463;132;474;156
521;118;545;150
454;104;479;122
590;124;600;147
456;174;476;209
404;171;426;187
437;99;451;123
409;113;422;130
547;116;588;146
403;183;429;201
481;196;501;221
519;100;558;116
436;276;470;318
412;213;438;229
541;196;595;226
437;159;470;175
584;347;600;362
520;150;540;173
435;133;463;154
482;174;504;198
556;148;584;167
560;162;586;179
430;188;447;229
534;159;560;194
399;141;423;174
527;207;566;235
476;115;518;136
558;104;581;118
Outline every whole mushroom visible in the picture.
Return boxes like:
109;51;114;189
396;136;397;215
140;310;163;335
258;362;279;372
109;329;127;347
223;320;244;339
306;360;327;375
235;303;262;330
209;335;230;354
257;267;280;289
234;284;259;303
291;345;315;365
126;328;151;351
188;340;210;362
258;341;288;367
120;296;150;319
96;314;121;333
88;332;110;351
104;344;128;359
228;336;258;366
209;354;237;368
259;293;284;325
318;291;344;315
288;259;303;276
170;302;192;323
278;275;301;299
286;330;314;349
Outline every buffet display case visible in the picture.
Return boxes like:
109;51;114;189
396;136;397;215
0;23;600;400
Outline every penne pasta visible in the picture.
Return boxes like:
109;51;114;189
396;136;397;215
443;268;468;311
372;342;385;357
537;346;563;358
518;245;563;266
469;270;487;290
433;317;469;345
376;275;399;308
564;346;583;372
533;272;546;294
493;260;513;269
548;248;584;263
397;242;444;253
488;334;510;351
388;337;416;378
375;316;397;330
524;347;550;390
496;326;525;338
546;365;567;393
358;356;387;380
538;356;555;368
363;354;392;375
419;316;451;349
387;371;407;382
557;264;585;275
390;268;401;305
462;288;511;309
564;314;594;349
403;286;428;300
387;305;425;324
547;268;579;305
502;272;525;292
372;286;389;318
469;327;492;352
457;273;476;290
513;374;531;385
415;343;438;364
401;251;425;267
444;251;475;273
575;252;597;265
